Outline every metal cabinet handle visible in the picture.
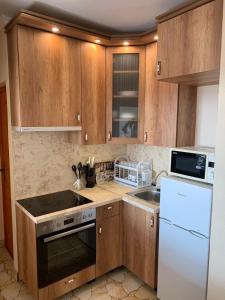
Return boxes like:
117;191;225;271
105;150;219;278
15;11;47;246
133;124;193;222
98;226;102;235
77;113;81;122
150;216;154;228
65;278;75;284
157;61;161;76
107;131;112;141
144;132;148;142
106;206;113;210
85;133;88;142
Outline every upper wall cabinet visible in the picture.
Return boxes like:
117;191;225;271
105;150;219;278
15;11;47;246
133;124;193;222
81;42;106;144
156;0;223;85
7;25;82;129
106;47;145;144
145;42;197;147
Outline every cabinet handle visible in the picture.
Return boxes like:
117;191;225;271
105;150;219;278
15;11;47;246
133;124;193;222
98;226;102;235
144;132;148;142
107;131;112;141
106;206;113;210
65;278;75;284
150;216;154;228
77;113;81;122
157;61;161;76
85;133;88;142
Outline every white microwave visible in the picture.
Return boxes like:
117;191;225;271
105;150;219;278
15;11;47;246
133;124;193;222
170;147;215;184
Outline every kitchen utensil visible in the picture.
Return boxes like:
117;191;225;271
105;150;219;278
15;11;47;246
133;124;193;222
72;165;77;178
78;162;83;179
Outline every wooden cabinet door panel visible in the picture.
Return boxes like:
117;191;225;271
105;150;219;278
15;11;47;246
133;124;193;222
157;0;222;81
145;43;178;146
96;214;120;277
81;42;106;144
122;202;146;280
18;26;81;127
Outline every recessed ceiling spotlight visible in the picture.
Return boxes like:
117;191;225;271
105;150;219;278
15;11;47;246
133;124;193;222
52;26;59;33
123;41;130;46
154;35;159;41
95;39;101;44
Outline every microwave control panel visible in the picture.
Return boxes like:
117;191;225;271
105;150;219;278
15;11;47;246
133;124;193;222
207;155;215;183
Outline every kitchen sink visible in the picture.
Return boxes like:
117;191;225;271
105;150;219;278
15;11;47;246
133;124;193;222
127;187;160;204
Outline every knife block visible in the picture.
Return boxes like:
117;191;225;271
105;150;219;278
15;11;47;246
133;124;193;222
86;166;96;188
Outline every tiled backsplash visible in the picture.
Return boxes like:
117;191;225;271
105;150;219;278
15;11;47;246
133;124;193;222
12;132;171;200
127;145;170;178
12;132;126;199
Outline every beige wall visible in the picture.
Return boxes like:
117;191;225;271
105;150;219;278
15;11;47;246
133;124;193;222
207;1;225;299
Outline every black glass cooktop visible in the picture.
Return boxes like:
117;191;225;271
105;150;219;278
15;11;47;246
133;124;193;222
17;190;92;217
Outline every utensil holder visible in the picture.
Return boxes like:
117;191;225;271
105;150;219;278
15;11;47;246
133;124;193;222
86;167;96;188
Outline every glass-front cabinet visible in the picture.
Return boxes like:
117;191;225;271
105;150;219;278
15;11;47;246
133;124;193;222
106;47;145;143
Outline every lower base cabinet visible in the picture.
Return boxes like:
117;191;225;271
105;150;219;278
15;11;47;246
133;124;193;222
122;202;159;288
96;202;121;277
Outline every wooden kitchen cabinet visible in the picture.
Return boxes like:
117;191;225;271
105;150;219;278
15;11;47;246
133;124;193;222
96;202;121;277
81;42;106;144
122;202;158;288
145;42;197;147
106;47;145;144
156;0;223;85
7;25;82;128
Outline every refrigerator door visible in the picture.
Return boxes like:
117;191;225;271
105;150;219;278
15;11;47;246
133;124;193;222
157;220;209;300
160;177;212;237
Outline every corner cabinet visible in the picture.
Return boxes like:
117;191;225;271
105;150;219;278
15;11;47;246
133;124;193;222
156;0;223;85
145;42;197;147
7;25;82;128
106;47;145;144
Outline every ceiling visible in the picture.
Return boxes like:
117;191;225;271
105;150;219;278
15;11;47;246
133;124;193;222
0;0;188;34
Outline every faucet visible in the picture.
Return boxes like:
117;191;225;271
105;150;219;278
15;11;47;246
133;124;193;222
152;170;168;187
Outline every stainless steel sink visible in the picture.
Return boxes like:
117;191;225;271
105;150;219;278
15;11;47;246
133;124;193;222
127;187;160;204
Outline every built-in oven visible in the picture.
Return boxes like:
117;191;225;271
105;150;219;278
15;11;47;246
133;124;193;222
36;208;96;288
170;147;215;184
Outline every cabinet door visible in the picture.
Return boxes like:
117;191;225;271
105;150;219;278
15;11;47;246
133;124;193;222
145;42;178;146
122;202;158;288
81;42;106;144
96;214;120;277
18;26;81;127
123;202;146;279
106;47;145;144
157;0;222;83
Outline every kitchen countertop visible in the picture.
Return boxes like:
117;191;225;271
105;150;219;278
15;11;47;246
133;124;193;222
16;181;160;224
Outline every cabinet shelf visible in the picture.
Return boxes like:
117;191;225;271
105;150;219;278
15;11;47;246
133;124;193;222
113;118;138;122
113;95;138;99
113;70;139;74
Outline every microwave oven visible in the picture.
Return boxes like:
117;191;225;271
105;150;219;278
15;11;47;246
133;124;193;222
170;147;215;184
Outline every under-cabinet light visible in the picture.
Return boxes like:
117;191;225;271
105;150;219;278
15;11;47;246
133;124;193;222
123;41;130;46
52;26;60;33
95;39;101;44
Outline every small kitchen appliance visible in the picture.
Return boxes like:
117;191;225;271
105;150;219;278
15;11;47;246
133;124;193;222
170;146;215;184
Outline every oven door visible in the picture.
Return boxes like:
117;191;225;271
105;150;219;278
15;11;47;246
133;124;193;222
170;151;206;180
37;220;96;288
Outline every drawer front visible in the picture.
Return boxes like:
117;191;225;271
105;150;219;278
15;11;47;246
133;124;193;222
97;201;120;220
46;265;95;299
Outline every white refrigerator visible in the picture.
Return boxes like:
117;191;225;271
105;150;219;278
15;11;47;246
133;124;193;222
157;176;213;300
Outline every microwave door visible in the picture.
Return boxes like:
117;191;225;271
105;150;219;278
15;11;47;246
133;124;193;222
171;151;206;179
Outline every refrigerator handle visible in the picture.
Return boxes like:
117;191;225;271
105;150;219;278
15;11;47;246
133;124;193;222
160;217;173;225
189;230;208;240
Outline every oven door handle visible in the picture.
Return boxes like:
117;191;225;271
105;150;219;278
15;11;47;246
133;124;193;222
43;222;96;243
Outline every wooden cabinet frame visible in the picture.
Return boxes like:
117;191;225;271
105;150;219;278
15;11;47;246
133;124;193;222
106;47;145;144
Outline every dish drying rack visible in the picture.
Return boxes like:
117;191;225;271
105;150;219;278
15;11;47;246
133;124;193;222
114;156;152;188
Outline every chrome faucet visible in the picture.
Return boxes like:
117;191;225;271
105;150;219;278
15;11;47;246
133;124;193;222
153;170;168;187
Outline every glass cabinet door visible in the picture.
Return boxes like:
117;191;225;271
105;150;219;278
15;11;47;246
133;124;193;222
106;48;145;143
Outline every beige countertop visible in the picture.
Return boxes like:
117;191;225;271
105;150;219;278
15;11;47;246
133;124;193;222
16;181;160;224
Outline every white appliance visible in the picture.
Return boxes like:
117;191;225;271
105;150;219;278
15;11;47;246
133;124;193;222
170;146;215;184
157;176;212;300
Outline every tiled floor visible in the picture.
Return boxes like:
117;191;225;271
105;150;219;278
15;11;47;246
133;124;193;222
0;242;157;300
